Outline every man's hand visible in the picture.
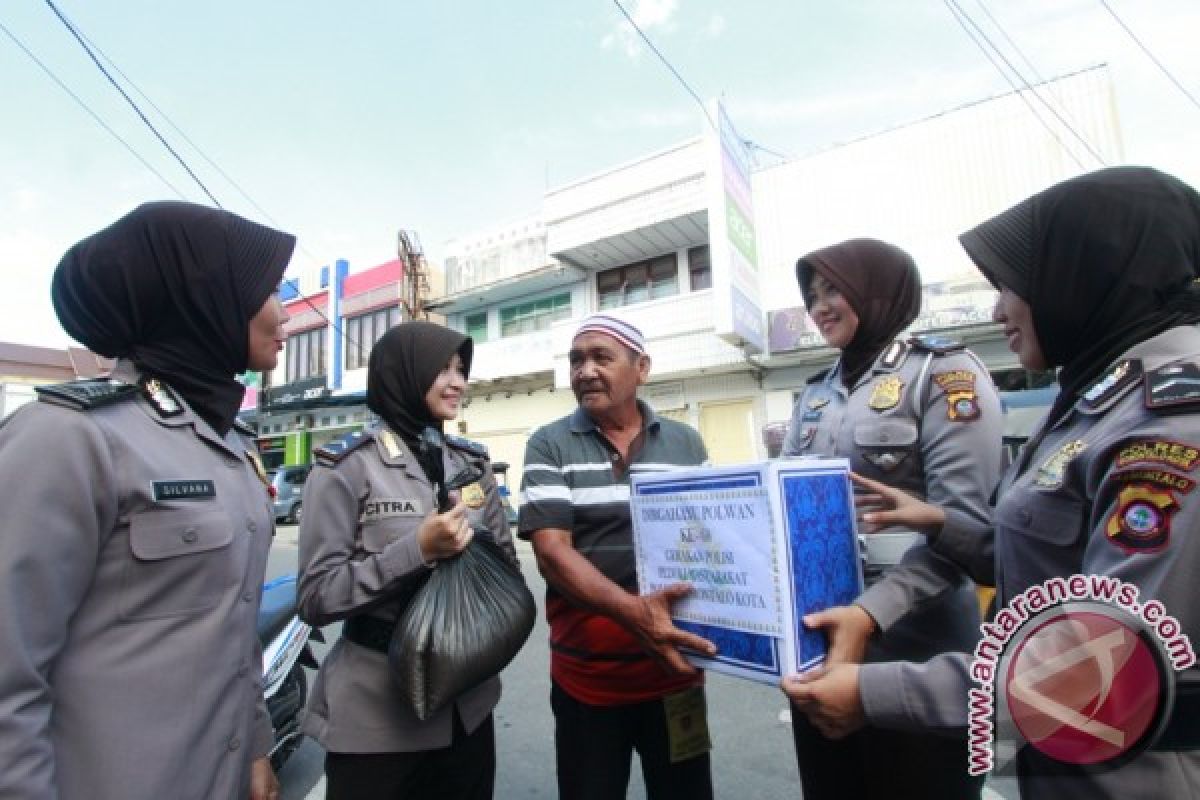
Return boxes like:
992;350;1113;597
851;472;945;535
248;756;280;800
626;583;717;675
781;663;865;739
416;500;473;562
803;604;877;665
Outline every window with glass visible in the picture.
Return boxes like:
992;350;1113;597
466;312;488;343
688;245;712;291
499;293;571;337
597;254;679;309
344;305;403;370
286;327;326;383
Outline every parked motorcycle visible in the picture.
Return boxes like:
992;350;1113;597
259;574;324;771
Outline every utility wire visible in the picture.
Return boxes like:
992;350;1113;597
1099;0;1200;113
0;19;189;199
970;0;1107;166
43;0;224;207
943;0;1088;170
611;0;716;132
40;1;363;356
75;28;281;226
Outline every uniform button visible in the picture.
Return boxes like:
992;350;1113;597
228;737;241;752
246;520;258;533
242;592;254;603
182;527;198;544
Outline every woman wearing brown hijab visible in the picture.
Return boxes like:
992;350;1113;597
789;168;1200;799
779;238;1001;799
0;201;295;800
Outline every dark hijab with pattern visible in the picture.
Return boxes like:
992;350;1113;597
366;321;473;444
52;201;295;435
959;166;1200;424
797;238;923;388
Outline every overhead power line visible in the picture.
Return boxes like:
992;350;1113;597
1099;0;1200;114
43;0;224;206
610;0;716;132
943;0;1091;170
0;19;189;199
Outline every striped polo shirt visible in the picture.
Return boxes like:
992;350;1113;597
518;401;708;705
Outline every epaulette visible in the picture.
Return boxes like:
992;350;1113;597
1145;361;1200;412
909;334;964;355
35;378;138;411
314;429;375;466
233;419;257;438
878;339;909;370
806;367;832;385
446;434;489;459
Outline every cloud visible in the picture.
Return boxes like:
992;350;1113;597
602;0;680;60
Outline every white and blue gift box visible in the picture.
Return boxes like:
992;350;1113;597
630;459;863;684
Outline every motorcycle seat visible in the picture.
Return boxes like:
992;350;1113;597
258;576;299;644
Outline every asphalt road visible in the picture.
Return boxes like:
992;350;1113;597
266;527;1014;800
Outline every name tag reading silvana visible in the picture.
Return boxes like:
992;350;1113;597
152;480;217;502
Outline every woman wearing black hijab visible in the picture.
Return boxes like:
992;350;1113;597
0;201;296;800
780;239;1001;799
787;168;1200;799
298;321;517;800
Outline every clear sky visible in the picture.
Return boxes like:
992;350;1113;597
3;0;1198;348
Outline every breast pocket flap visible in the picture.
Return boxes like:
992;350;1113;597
130;510;233;560
853;419;919;448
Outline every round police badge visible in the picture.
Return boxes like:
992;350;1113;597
461;482;487;509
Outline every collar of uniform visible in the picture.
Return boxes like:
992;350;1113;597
1072;325;1200;416
114;359;240;457
569;399;660;435
374;425;411;465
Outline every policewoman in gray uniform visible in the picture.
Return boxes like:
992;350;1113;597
0;202;295;800
780;238;1002;799
298;321;517;800
789;168;1200;799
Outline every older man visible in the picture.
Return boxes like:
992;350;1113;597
518;314;717;800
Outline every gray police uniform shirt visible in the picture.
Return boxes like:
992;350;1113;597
298;425;515;753
0;360;274;800
860;326;1200;798
782;338;1003;658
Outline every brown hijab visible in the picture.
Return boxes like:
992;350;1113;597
797;238;923;387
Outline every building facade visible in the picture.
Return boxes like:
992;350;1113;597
433;67;1120;482
0;342;111;419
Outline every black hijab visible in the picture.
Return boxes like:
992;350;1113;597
960;166;1200;423
797;238;923;387
52;201;295;435
366;321;474;443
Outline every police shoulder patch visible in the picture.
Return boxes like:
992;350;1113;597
314;429;375;465
1078;358;1143;412
909;334;964;355
446;434;488;459
1145;361;1200;411
878;339;909;370
35;378;138;411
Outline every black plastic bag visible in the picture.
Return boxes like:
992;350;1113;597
389;532;536;720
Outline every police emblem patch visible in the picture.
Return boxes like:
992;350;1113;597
1034;439;1087;489
868;376;904;411
1105;483;1178;553
1115;440;1200;472
932;370;981;422
461;481;486;509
